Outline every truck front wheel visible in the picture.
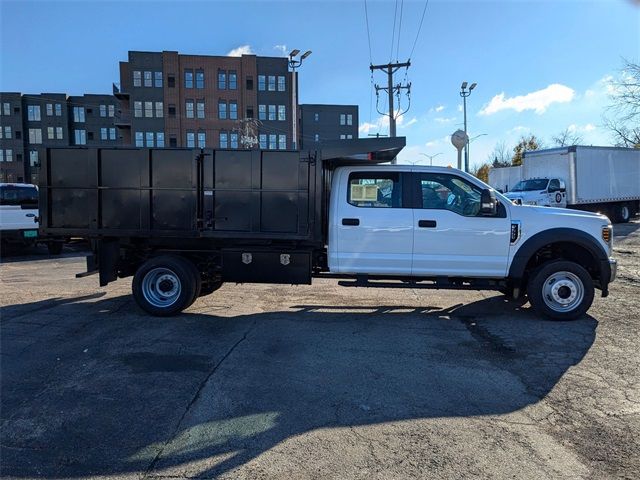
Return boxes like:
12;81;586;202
527;261;594;321
132;255;200;316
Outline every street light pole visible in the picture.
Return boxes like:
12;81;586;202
288;49;311;150
420;152;443;166
459;81;477;173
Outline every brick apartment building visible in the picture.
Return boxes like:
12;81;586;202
1;50;359;184
115;51;293;151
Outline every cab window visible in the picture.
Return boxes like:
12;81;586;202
417;173;484;217
0;185;38;208
348;172;402;208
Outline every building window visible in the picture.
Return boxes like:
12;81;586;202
278;134;286;150
185;70;193;88
218;70;226;90
155;101;163;118
347;134;353;139
0;129;2;140
2;103;9;115
154;71;163;88
134;101;142;117
229;101;237;120
219;132;228;148
46;104;53;116
197;131;206;148
196;101;205;119
133;70;142;87
314;133;319;142
259;134;267;150
340;114;346;125
196;70;204;89
168;104;176;117
269;134;277;149
278;76;285;91
100;105;107;117
246;107;254;119
74;129;86;145
135;132;143;147
314;113;319;122
347;114;353;126
56;127;63;139
101;127;108;140
145;132;154;147
144;102;153;118
246;76;254;90
340;134;346;140
6;149;13;162
268;75;276;91
108;105;115;117
48;127;55;139
168;75;176;88
230;133;238;149
73;107;85;122
156;132;164;147
29;128;42;144
15;130;22;139
28;105;41;121
29;150;37;166
4;126;11;139
110;128;116;140
258;104;266;121
268;105;276;121
186;100;194;119
258;75;266;91
278;105;286;121
0;150;3;162
218;101;227;120
169;136;177;147
229;71;237;90
55;104;62;116
186;131;195;148
144;71;152;87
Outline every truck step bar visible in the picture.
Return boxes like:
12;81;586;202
314;273;505;290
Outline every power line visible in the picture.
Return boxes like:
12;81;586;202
363;0;373;65
395;0;404;61
390;0;399;61
408;0;430;61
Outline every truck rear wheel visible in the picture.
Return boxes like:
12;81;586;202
616;204;631;223
527;261;594;321
132;255;200;316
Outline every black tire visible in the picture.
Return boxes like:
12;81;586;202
618;204;631;223
47;241;64;255
132;255;199;316
527;260;594;321
198;281;223;297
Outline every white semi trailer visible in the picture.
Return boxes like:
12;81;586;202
488;146;640;223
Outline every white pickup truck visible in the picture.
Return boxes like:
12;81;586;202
0;183;40;248
41;142;617;320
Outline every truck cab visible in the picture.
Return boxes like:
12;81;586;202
503;178;567;207
0;183;40;248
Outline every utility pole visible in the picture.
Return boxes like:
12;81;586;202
459;82;477;173
288;49;312;150
370;61;411;164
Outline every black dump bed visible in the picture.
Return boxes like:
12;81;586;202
39;137;405;245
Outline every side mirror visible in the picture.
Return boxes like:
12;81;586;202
480;189;497;216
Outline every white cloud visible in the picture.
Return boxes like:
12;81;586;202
479;83;575;116
507;125;530;134
399;117;418;129
359;111;414;134
568;123;596;133
273;44;287;55
457;104;463;113
227;45;254;57
434;116;456;124
429;105;445;113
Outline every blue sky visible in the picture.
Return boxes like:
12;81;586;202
1;0;638;166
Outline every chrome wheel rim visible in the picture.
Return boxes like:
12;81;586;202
542;271;584;313
141;267;181;308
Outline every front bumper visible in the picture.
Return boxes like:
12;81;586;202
609;257;617;283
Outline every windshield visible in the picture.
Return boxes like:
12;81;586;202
0;185;39;207
511;179;549;192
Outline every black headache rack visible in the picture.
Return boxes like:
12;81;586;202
39;137;406;246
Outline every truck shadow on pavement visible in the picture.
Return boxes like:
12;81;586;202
0;293;597;479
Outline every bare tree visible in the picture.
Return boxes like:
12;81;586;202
604;59;640;148
552;128;583;147
487;141;511;167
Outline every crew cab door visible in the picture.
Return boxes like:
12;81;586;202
411;172;511;277
329;169;413;274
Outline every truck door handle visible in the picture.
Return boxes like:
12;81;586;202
342;218;359;226
418;220;437;228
